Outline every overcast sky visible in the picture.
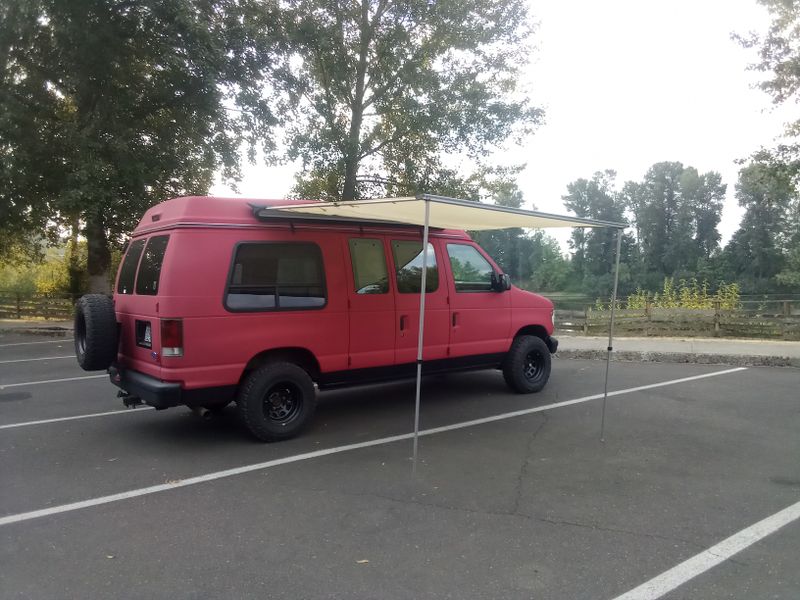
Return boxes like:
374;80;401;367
211;0;792;249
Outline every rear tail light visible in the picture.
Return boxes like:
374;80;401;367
160;319;183;357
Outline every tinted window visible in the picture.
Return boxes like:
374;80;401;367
135;235;170;295
391;241;438;293
226;243;326;311
447;244;494;292
117;239;146;295
349;238;389;294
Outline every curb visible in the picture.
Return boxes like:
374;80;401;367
556;349;800;368
0;327;72;338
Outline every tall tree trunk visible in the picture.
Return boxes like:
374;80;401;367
67;216;82;297
85;215;111;294
341;0;372;202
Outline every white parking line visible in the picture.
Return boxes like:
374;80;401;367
0;367;746;526
0;338;73;348
0;355;75;364
0;374;107;389
611;499;800;600
0;407;154;430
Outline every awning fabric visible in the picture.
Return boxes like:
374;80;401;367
259;194;626;231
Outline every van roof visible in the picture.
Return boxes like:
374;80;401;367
133;196;470;239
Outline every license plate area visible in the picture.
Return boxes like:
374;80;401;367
135;320;152;349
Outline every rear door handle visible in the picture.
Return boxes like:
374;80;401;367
400;315;408;331
452;312;459;327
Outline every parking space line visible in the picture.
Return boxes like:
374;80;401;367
0;407;154;430
0;338;73;348
611;499;800;600
0;374;107;389
0;366;746;526
0;355;75;364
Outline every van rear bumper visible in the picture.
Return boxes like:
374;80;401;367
108;366;235;410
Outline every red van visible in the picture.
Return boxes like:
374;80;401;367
74;196;558;441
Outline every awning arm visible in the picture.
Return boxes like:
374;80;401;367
600;228;623;442
412;197;431;475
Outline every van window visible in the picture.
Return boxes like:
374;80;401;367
117;239;146;295
226;242;326;311
136;235;170;295
447;244;494;292
349;238;389;294
391;241;438;293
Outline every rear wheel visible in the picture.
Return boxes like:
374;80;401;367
502;335;551;393
236;362;317;442
74;294;118;371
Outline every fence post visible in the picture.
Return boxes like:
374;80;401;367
583;306;589;335
645;300;652;336
713;300;721;337
16;292;21;319
784;300;791;317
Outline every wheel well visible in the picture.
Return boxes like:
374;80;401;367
514;325;548;341
241;347;321;382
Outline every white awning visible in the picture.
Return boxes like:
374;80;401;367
258;194;625;230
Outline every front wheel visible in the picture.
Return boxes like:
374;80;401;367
236;362;317;442
502;335;552;393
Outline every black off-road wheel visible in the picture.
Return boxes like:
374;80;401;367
236;362;317;442
74;294;118;371
502;335;552;393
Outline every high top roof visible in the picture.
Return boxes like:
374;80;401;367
132;196;470;238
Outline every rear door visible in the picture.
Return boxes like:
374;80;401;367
344;236;396;369
115;234;171;374
390;238;449;364
445;242;510;357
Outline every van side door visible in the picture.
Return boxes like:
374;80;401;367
445;242;511;358
390;238;450;364
344;236;396;369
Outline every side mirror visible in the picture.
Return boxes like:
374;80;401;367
491;273;511;292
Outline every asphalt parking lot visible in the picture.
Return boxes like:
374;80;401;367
1;332;799;600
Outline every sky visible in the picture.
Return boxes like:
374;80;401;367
211;0;793;250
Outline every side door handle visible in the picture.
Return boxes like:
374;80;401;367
452;312;459;327
400;315;408;331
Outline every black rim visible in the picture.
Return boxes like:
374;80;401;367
262;382;303;424
523;350;544;382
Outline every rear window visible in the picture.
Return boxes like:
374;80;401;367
117;239;146;295
135;235;170;295
225;242;326;311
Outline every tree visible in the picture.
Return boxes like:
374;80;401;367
737;0;800;139
622;162;725;282
562;171;633;296
0;0;279;291
723;152;798;291
280;0;541;201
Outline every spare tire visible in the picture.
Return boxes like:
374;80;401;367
74;294;118;371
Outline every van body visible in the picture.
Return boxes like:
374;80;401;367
82;196;557;440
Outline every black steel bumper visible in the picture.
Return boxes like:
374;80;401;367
108;366;236;410
546;336;559;354
108;365;182;409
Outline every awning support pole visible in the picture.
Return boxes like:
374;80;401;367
412;198;431;475
600;228;623;442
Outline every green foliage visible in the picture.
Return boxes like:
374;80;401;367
0;0;280;289
561;171;634;297
737;0;800;139
281;0;542;201
0;244;85;295
613;279;741;311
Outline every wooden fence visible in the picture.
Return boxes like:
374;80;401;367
3;290;800;340
0;292;77;321
555;300;800;340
